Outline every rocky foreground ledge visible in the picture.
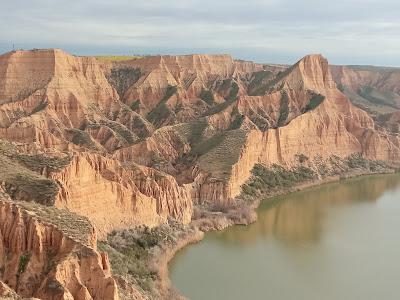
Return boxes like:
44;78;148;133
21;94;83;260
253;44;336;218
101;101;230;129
0;188;119;300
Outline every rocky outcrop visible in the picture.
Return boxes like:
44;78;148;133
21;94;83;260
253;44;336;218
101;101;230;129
1;49;398;208
51;152;192;237
118;54;263;111
195;55;400;203
377;111;400;133
0;190;119;300
331;65;400;97
0;48;399;299
0;281;23;299
0;49;151;152
331;65;400;116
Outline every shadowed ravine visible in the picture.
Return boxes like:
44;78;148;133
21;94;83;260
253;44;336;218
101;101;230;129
169;174;400;300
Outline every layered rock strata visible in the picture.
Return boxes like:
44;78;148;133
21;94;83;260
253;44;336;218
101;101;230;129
0;190;119;300
0;48;399;299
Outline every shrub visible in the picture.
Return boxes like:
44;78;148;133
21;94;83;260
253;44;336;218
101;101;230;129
18;253;31;274
106;67;141;98
345;153;369;169
199;89;215;105
296;153;309;163
304;94;325;112
242;164;316;197
31;100;49;114
229;115;245;130
147;85;177;126
5;173;59;205
277;91;289;126
101;120;137;144
130;100;140;111
247;70;274;96
67;129;98;150
98;226;180;293
16;153;70;173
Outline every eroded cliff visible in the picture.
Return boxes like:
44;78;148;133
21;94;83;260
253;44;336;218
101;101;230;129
331;65;400;116
0;189;119;300
0;48;399;299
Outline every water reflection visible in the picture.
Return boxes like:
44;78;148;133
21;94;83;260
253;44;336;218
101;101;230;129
170;174;400;300
212;174;400;245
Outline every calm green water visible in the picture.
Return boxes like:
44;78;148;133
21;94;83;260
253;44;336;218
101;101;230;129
169;174;400;300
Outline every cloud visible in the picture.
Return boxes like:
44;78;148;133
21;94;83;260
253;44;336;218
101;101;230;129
0;0;399;66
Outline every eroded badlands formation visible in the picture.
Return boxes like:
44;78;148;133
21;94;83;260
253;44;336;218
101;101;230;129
331;65;400;117
0;49;399;299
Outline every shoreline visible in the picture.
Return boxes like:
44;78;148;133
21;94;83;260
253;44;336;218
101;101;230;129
158;168;398;299
152;228;204;299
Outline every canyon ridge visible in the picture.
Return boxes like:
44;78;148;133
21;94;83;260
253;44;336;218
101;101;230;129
0;49;399;300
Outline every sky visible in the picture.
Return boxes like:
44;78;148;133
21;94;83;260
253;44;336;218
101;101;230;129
0;0;399;66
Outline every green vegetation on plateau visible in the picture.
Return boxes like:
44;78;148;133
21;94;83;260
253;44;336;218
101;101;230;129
94;55;142;62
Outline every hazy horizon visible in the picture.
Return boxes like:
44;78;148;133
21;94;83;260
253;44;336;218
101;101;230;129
1;0;399;67
2;47;400;69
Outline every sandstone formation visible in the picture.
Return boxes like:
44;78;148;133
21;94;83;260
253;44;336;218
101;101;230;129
51;152;192;237
0;48;399;299
0;281;23;299
0;189;119;300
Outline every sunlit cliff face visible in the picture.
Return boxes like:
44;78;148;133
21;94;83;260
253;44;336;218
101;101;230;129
1;48;400;299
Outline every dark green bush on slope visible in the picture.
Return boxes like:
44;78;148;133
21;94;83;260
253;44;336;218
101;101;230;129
242;164;316;197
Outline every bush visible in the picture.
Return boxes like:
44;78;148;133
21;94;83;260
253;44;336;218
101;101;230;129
303;94;325;112
130;100;140;111
248;70;274;96
200;89;215;105
101;120;137;144
31;100;49;114
277;91;289;126
5;173;59;205
295;153;309;163
147;85;177;126
67;129;98;150
18;253;31;274
345;153;369;169
98;225;181;294
16;153;70;173
242;164;316;197
106;67;141;98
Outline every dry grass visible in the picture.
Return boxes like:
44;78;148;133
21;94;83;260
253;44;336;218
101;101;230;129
197;129;247;179
339;86;398;116
0;139;70;205
94;55;142;62
0;191;93;246
98;222;192;296
0;154;59;205
21;201;93;245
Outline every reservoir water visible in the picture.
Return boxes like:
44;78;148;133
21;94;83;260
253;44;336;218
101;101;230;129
169;174;400;300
